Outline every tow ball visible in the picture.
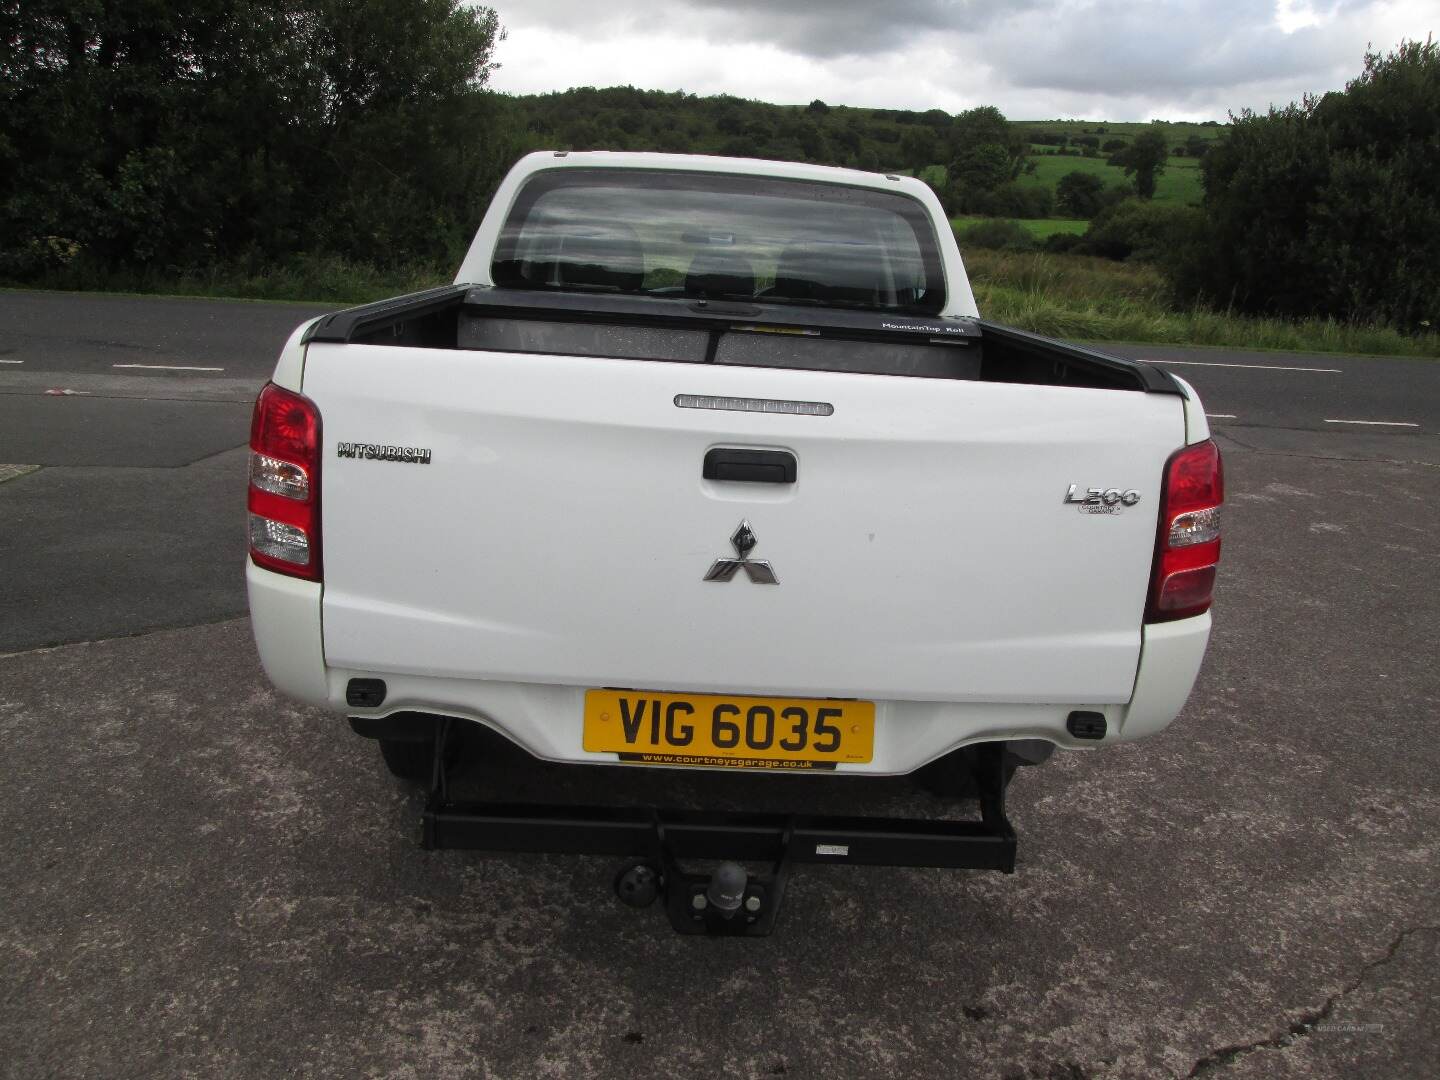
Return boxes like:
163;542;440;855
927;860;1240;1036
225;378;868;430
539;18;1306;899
613;856;790;936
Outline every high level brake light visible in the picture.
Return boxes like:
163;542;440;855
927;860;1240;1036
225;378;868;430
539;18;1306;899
1146;439;1223;622
248;382;322;581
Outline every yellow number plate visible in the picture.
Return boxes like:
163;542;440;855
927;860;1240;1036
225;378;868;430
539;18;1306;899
583;690;874;770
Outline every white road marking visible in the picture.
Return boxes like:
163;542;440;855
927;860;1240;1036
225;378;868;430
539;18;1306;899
0;464;40;483
1323;419;1419;428
1145;359;1342;373
0;359;23;364
1206;413;1237;419
112;363;224;372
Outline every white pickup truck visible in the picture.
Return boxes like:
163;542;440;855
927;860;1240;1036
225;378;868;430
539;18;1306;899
246;152;1221;932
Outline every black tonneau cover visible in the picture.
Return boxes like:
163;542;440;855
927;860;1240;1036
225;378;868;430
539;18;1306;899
301;285;1182;396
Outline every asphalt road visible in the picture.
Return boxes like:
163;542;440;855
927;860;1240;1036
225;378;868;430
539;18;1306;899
2;290;1437;1078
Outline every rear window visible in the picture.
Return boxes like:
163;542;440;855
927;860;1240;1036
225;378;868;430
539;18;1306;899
491;168;946;314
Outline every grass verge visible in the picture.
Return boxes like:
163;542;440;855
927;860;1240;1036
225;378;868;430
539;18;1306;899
4;253;448;307
7;250;1437;359
965;250;1440;358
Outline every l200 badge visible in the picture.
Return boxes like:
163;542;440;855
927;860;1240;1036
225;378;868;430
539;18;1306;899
1064;484;1141;515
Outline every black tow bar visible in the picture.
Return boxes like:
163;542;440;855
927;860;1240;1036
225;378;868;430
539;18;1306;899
420;720;1017;937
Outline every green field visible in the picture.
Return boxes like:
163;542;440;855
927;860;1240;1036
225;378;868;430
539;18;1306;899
926;153;1204;209
1016;152;1204;205
1011;119;1227;144
950;216;1089;239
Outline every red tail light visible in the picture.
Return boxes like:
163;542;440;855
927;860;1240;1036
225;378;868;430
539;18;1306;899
248;382;322;581
1146;439;1223;622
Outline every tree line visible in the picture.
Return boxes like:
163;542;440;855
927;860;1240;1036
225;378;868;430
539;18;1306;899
1;1;519;276
2;5;1434;331
1176;40;1438;329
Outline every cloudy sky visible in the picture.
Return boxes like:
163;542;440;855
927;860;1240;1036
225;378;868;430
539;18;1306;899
487;0;1439;120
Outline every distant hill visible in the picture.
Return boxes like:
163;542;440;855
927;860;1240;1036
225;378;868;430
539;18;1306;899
505;86;949;173
504;86;1225;181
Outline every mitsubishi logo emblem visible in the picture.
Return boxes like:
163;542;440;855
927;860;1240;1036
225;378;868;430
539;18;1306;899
703;520;779;584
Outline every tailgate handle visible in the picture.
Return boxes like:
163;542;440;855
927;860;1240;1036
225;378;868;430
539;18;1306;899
703;448;797;484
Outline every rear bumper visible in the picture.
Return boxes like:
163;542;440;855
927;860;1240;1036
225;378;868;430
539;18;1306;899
248;562;1210;774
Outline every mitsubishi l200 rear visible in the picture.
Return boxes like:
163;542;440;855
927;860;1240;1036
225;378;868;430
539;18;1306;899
246;152;1222;934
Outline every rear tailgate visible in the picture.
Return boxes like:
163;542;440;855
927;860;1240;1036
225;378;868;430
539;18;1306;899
304;341;1182;704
